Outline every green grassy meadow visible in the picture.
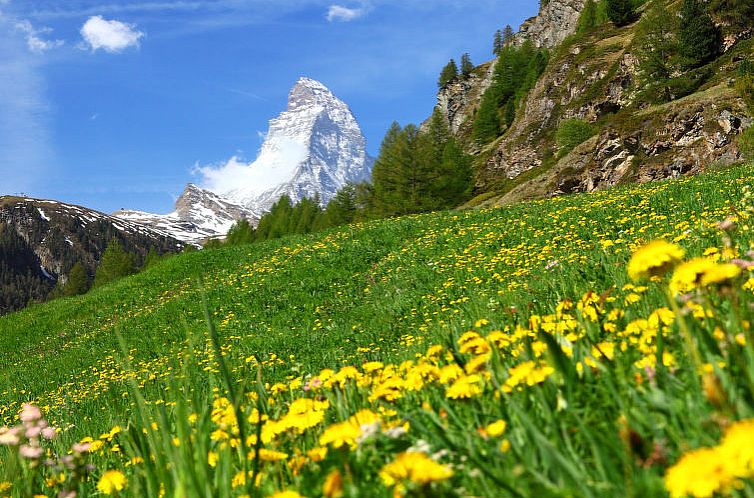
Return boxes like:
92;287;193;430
3;164;754;497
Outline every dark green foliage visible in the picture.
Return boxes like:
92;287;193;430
63;262;89;297
494;26;516;55
503;25;515;45
0;223;53;314
556;119;598;156
710;0;754;29
678;0;721;69
577;0;599;33
635;3;679;102
739;126;754;159
225;219;255;246
142;247;163;270
369;112;473;216
606;0;636;27
93;238;136;288
460;53;474;77
319;184;358;228
438;59;459;88
472;43;549;144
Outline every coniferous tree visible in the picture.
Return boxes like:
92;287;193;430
493;30;504;55
606;0;635;27
438;59;459;88
460;53;474;77
292;197;322;234
320;184;358;228
225;219;255;245
503;25;515;45
678;0;721;69
63;262;89;297
142;247;162;269
577;0;598;33
431;138;473;208
93;238;136;288
635;3;679;102
370;122;405;217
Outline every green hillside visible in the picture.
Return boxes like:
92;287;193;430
3;163;754;496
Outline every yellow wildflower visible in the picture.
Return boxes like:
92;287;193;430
627;240;684;281
379;452;453;487
97;470;127;495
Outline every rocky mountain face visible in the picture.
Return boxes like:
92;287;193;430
513;0;587;48
0;196;182;315
220;77;374;214
431;0;753;206
113;184;257;246
116;78;373;243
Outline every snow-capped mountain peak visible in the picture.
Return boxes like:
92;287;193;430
114;77;372;244
208;77;373;215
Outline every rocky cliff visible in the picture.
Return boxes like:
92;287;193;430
430;0;753;206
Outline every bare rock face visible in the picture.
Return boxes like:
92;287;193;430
434;62;496;138
513;0;587;48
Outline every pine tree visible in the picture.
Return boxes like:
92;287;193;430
606;0;635;27
678;0;721;69
460;53;474;77
93;238;136;288
438;59;459;88
225;219;255;245
63;262;89;297
142;247;162;269
371;122;405;217
320;184;358;228
635;3;678;102
577;0;598;33
493;30;504;55
503;25;515;45
431;138;473;208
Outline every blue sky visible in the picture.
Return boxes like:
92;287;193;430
0;0;536;214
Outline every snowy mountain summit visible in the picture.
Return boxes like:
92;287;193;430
114;77;373;244
209;77;373;214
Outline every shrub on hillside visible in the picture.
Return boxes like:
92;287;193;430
739;126;754;160
556;118;597;156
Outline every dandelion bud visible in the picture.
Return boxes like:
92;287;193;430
702;372;727;408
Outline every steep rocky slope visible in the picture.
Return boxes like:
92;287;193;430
0;196;182;315
431;0;753;206
113;184;256;246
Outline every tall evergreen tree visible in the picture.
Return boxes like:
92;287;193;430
460;53;474;77
431;138;474;208
577;0;598;33
493;30;504;55
503;25;515;45
370;122;405;217
225;219;255;245
63;262;89;297
678;0;721;69
438;59;459;88
635;3;679;102
606;0;635;27
320;184;358;228
93;238;136;288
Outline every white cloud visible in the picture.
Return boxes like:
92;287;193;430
197;137;308;198
14;20;64;53
326;4;367;22
80;15;144;53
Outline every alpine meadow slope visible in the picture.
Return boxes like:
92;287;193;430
3;163;754;496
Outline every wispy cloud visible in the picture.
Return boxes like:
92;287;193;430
14;20;64;53
80;15;144;52
326;4;368;22
0;16;54;194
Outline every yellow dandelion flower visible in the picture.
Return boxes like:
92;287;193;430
664;447;737;498
627;240;684;281
379;452;453;487
485;419;507;438
97;470;127;495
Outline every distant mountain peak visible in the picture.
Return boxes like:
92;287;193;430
115;77;372;244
